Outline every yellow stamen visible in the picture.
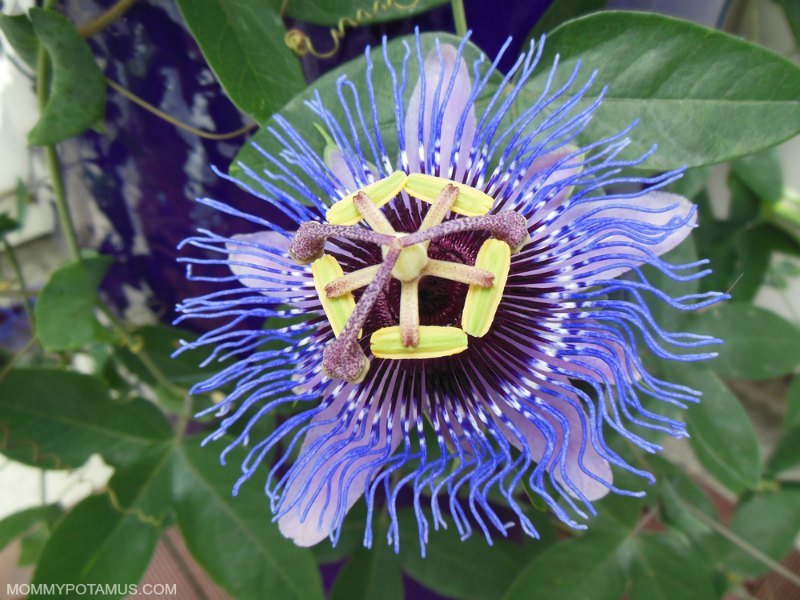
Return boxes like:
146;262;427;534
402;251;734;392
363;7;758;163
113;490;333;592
461;239;511;337
405;173;494;216
423;259;494;287
326;171;407;226
371;325;468;359
353;191;396;234
419;183;459;231
312;255;356;337
399;279;420;347
325;264;381;297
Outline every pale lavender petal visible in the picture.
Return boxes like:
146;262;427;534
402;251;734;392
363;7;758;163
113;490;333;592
404;45;476;179
226;231;303;292
277;395;402;546
558;192;697;281
505;148;581;214
496;391;612;501
325;147;361;193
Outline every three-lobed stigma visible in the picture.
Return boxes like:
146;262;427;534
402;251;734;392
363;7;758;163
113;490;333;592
290;173;530;383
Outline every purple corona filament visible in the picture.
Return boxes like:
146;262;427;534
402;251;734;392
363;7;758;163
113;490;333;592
175;31;726;555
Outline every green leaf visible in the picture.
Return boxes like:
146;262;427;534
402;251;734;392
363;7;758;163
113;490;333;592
331;521;403;600
311;502;367;564
729;225;776;302
666;363;761;494
34;256;112;351
766;426;800;475
232;33;497;186
785;376;800;429
115;324;216;387
640;235;698;331
731;146;783;204
18;526;50;566
776;0;800;46
172;440;323;600
669;167;710;200
528;0;606;40
688;303;800;380
694;221;788;302
32;443;173;592
504;530;628;600
176;0;304;122
719;491;800;578
398;509;532;600
285;0;447;26
653;457;719;546
107;443;174;526
0;213;20;236
629;534;716;600
0;13;38;69
524;12;800;170
31;494;160;599
27;8;105;146
0;369;172;469
15;178;29;226
0;504;62;551
693;221;741;296
728;172;761;225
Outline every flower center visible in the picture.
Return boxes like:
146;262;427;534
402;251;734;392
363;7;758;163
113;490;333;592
386;238;429;282
288;173;530;383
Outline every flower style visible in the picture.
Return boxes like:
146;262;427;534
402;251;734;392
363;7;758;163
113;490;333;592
176;33;725;553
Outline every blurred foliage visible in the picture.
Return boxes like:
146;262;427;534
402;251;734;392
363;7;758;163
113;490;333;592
1;1;800;599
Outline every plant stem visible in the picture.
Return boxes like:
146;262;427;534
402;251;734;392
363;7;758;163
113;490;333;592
0;337;36;384
0;288;38;298
44;147;81;262
676;496;800;589
626;438;800;588
175;391;194;439
78;0;137;38
97;302;195;436
3;240;35;327
105;78;257;141
36;11;81;263
96;302;183;398
450;0;467;37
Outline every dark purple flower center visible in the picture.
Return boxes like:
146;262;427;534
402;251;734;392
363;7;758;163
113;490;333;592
363;231;488;333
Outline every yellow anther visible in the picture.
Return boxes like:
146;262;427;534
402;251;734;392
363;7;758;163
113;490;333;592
311;255;356;337
461;239;511;337
405;174;494;216
326;171;407;226
371;326;468;359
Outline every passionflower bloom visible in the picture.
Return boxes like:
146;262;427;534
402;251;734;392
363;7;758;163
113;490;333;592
176;33;724;553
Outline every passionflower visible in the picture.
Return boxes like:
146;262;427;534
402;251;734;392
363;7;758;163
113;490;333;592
176;33;724;553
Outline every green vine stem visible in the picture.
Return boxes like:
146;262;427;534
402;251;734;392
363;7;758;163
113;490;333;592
96;303;183;400
3;240;35;327
0;337;36;384
78;0;137;38
96;302;194;437
37;4;81;263
627;439;800;589
450;0;467;37
105;77;257;140
675;496;800;589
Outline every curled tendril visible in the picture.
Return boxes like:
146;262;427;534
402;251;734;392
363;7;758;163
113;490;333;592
283;0;423;59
